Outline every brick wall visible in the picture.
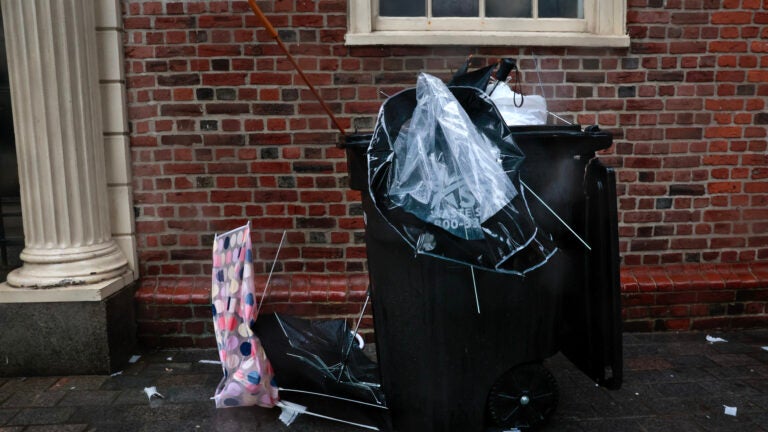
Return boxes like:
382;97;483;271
122;0;768;345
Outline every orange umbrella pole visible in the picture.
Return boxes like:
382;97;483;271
247;0;346;136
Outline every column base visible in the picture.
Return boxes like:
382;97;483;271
0;273;137;376
7;242;129;289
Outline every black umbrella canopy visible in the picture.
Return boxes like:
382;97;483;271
254;313;386;407
368;73;556;275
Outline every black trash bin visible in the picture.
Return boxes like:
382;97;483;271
340;88;621;432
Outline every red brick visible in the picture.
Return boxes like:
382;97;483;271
299;191;344;203
653;319;689;331
155;17;195;29
655;292;698;306
198;15;243;28
748;70;768;82
155;46;195;58
708;182;741;193
710;41;748;53
124;17;151;29
626;99;665;111
671;12;709;24
690;317;731;330
648;71;684;82
627;11;671;23
671;237;709;249
665;127;703;140
198;44;242;57
202;73;247;86
703;210;741;222
729;315;768;328
705;127;743;138
670;42;707;54
630;239;669;251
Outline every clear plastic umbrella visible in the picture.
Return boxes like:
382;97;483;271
368;73;557;276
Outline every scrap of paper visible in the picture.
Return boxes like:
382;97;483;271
706;335;727;343
144;386;164;401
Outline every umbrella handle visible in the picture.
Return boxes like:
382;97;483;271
246;0;346;136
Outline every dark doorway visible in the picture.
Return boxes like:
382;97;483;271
0;7;23;283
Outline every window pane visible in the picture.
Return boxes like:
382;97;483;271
380;0;426;17
433;0;478;17
539;0;583;18
486;0;532;18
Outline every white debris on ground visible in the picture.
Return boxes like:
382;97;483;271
723;405;737;416
277;401;307;426
144;386;164;401
706;335;728;344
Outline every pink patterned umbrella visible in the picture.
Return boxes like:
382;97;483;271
211;223;279;408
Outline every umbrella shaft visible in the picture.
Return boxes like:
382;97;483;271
246;0;346;136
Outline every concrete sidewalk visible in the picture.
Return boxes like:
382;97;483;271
1;329;767;431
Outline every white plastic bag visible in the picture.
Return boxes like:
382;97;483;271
487;83;548;126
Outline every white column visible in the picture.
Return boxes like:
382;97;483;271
2;0;128;288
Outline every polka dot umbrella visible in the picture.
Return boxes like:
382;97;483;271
211;222;279;409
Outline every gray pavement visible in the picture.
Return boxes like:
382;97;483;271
1;329;767;431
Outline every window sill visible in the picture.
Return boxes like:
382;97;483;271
345;30;630;48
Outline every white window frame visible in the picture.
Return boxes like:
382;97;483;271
346;0;629;47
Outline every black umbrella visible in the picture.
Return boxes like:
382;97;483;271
253;313;389;430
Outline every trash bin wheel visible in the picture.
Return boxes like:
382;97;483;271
487;363;559;430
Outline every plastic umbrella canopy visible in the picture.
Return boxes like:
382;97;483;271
211;223;279;408
368;73;556;274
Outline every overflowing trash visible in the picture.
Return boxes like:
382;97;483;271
369;73;556;275
488;83;547;126
347;59;621;432
210;54;622;431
